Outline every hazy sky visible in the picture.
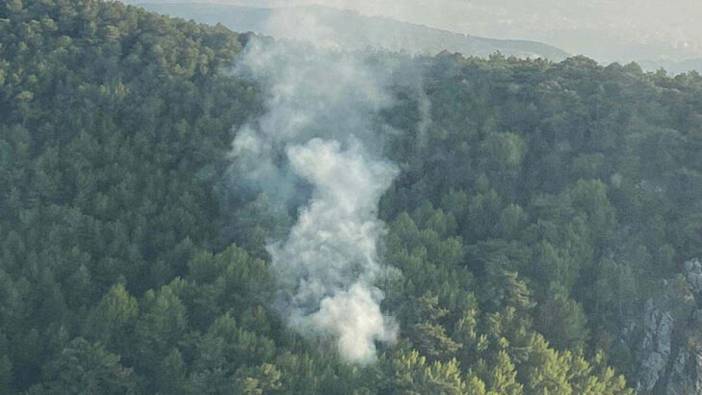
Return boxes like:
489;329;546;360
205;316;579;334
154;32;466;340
135;0;702;61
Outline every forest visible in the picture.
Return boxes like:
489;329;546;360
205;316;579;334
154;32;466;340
1;0;702;394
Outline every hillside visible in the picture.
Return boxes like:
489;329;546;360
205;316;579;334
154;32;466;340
139;3;570;60
2;0;702;394
639;58;702;76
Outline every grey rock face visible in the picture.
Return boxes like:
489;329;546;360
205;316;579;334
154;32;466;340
666;349;694;395
664;347;702;395
684;258;702;295
637;300;674;393
634;259;702;394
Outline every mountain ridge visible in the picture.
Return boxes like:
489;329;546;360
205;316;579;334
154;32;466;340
138;2;570;60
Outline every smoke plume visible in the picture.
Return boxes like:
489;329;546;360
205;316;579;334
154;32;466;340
229;9;400;364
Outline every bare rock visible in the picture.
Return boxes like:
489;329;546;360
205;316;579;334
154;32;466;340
637;299;674;392
684;258;702;295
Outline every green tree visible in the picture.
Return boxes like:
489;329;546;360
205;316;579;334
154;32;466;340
28;338;135;395
85;283;139;350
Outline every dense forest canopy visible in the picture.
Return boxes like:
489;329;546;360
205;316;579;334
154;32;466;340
1;0;702;394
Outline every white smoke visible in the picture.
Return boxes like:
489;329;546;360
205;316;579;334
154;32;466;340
229;10;400;364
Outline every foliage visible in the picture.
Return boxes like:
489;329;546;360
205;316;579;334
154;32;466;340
3;0;702;393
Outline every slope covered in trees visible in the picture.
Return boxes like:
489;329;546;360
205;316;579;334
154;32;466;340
1;0;701;394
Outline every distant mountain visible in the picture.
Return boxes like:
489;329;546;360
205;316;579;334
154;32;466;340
639;58;702;75
138;3;569;60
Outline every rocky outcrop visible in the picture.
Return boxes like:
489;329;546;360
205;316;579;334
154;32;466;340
665;347;702;395
684;259;702;296
634;259;702;395
636;300;674;392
